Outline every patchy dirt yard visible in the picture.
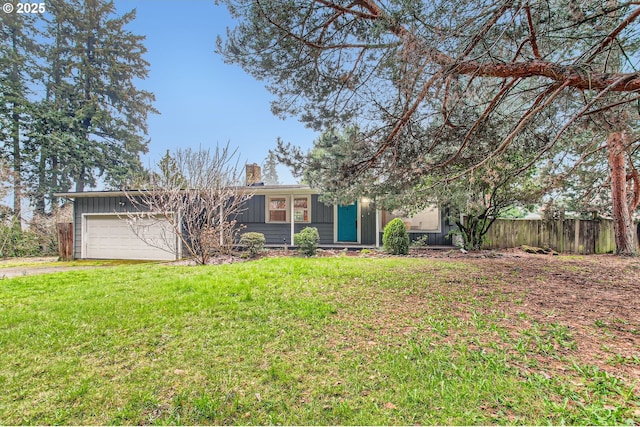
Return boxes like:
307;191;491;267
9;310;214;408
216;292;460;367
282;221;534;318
371;248;640;394
243;247;640;397
457;249;640;392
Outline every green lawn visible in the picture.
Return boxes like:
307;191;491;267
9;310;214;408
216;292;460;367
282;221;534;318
0;256;638;425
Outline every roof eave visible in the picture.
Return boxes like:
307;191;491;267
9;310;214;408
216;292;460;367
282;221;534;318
54;185;319;199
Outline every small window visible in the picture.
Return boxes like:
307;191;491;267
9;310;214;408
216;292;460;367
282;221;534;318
268;197;287;222
293;197;310;222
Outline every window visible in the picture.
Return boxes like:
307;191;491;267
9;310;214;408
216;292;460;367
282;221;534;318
294;197;310;222
268;197;287;222
265;195;312;223
382;205;440;232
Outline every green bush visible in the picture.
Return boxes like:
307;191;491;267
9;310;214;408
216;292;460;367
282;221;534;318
239;232;266;257
383;218;409;255
0;226;42;258
294;227;320;256
411;234;429;248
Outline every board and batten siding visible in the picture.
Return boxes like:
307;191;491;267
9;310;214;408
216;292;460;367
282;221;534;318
360;200;377;245
236;194;266;223
71;191;455;258
238;194;335;245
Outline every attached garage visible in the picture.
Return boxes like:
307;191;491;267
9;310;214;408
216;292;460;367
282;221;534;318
83;214;178;261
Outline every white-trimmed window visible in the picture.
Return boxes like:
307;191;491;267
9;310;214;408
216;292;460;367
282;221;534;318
267;196;288;222
293;196;310;222
266;195;312;223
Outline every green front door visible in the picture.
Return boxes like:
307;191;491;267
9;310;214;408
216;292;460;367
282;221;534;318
337;202;358;242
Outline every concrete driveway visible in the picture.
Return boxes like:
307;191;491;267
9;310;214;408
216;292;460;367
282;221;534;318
0;257;118;279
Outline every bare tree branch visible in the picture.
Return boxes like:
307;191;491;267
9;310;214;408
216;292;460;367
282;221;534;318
123;145;253;264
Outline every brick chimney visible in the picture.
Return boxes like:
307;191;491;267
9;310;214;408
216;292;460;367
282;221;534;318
246;163;261;185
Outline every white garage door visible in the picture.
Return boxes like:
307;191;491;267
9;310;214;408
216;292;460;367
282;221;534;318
83;215;178;260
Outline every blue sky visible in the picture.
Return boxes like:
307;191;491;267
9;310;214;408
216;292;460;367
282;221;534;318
114;0;317;184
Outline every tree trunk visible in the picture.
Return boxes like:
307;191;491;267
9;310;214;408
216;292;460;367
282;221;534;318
11;106;22;230
607;131;637;256
456;214;491;251
75;170;85;192
10;28;22;230
51;154;59;208
34;144;47;215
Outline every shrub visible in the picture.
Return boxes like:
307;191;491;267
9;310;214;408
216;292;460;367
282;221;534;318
411;234;429;248
0;206;72;259
0;226;42;258
240;232;266;257
294;227;320;256
29;212;65;256
383;218;409;255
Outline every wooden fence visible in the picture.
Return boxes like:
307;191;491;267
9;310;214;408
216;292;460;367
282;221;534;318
482;218;616;254
57;222;73;260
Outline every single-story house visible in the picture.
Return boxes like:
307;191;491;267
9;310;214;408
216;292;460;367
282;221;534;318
56;170;455;260
236;185;455;248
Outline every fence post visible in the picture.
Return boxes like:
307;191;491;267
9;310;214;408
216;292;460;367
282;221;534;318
57;223;73;261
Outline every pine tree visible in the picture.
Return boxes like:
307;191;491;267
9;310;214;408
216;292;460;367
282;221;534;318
0;12;42;225
154;150;187;189
262;151;280;185
42;0;157;193
219;0;640;255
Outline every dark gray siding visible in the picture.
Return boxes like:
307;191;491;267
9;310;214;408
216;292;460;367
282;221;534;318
236;195;265;223
310;195;334;244
72;192;455;258
312;195;333;223
242;223;334;245
238;194;334;245
242;223;289;245
360;201;376;245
